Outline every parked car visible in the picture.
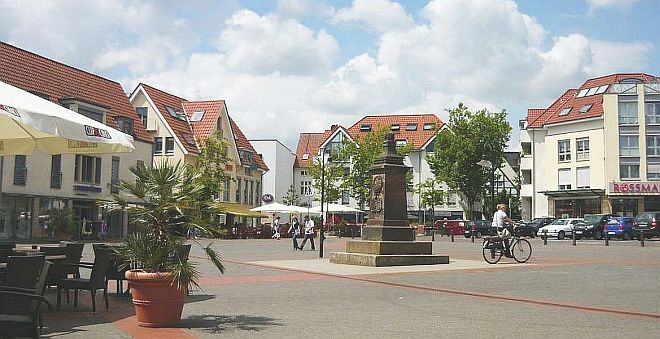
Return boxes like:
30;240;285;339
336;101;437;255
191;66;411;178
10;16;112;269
633;211;660;238
604;216;635;240
537;218;584;240
524;217;556;235
574;214;619;240
464;220;491;238
513;221;537;238
435;219;465;236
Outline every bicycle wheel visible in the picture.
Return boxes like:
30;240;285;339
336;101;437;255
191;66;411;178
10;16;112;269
511;238;532;263
482;240;502;264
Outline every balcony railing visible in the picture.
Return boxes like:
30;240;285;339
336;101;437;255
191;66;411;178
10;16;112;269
51;171;63;189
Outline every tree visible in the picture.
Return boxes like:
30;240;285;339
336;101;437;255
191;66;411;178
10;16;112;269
308;154;343;204
193;130;231;201
282;184;301;206
414;178;446;226
427;103;511;220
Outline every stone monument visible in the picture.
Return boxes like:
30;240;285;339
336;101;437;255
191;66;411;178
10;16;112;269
330;133;449;266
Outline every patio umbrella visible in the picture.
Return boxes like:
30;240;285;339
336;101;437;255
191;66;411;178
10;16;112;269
250;202;309;214
309;203;363;213
0;81;135;155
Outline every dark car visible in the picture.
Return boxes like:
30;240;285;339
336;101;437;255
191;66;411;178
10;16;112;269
633;211;660;238
521;217;556;236
513;221;537;238
464;220;491;238
574;214;618;240
604;216;635;240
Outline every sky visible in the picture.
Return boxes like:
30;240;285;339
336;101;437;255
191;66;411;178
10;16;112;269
1;0;658;151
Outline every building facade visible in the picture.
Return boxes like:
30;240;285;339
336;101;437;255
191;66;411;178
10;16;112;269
250;140;295;205
0;42;153;240
520;73;660;220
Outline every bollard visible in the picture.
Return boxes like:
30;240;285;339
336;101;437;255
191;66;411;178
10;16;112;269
543;230;548;245
351;226;355;239
451;233;454;242
432;230;435;241
572;228;576;246
640;230;645;247
471;231;475;243
605;233;609;246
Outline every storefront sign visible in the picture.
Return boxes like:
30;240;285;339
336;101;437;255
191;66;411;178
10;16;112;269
73;184;102;193
610;182;660;194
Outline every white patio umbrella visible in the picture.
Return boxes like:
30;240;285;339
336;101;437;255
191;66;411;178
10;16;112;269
250;202;308;214
309;203;363;213
0;81;135;155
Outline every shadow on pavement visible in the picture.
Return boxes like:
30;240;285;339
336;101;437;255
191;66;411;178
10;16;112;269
185;294;216;304
180;314;283;334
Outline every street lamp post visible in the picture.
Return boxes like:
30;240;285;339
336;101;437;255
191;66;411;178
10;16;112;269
319;148;331;258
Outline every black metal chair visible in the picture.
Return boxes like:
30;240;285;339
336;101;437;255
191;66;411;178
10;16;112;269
59;242;85;278
2;255;46;289
57;247;110;312
0;261;51;339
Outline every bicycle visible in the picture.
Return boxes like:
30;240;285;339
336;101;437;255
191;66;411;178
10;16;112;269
481;227;532;264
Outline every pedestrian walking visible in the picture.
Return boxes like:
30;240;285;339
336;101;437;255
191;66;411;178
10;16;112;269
298;215;315;250
271;216;281;240
289;216;300;250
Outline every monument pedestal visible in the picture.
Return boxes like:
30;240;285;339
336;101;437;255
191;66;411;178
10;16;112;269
329;133;449;267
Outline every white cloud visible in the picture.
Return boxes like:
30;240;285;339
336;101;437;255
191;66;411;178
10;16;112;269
588;40;652;75
275;0;335;19
586;0;640;13
331;0;414;32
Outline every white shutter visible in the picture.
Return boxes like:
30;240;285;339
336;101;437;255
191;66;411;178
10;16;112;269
558;168;571;186
576;167;590;188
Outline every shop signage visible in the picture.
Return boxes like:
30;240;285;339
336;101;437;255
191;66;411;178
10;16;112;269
610;182;660;194
73;184;102;193
262;193;274;203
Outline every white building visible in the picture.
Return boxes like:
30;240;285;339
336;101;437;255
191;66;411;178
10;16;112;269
250;140;295;204
520;73;660;219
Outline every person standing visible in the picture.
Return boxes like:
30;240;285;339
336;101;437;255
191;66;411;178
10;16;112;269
271;216;281;240
298;215;315;250
289;216;300;250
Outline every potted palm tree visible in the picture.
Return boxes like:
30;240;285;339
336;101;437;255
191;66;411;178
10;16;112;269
104;161;224;327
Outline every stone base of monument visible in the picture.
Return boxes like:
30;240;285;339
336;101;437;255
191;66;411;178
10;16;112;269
329;240;449;267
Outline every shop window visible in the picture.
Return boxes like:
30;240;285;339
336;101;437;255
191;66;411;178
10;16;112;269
619;135;639;156
558;140;571;162
576;138;589;161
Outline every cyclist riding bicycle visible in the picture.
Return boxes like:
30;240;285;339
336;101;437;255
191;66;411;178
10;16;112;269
491;203;513;257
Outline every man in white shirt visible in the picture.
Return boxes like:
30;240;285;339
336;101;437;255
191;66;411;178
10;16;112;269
298;215;315;250
491;203;513;257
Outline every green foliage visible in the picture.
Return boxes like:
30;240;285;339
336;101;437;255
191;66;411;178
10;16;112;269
282;184;301;205
103;161;225;289
415;178;446;211
48;207;76;233
194;130;232;201
427;103;511;219
309;154;344;203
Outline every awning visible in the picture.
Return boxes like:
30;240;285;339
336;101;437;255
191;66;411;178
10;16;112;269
540;189;605;198
211;202;268;218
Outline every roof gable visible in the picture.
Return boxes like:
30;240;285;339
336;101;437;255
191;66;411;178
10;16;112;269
229;117;268;171
294;133;323;168
346;114;443;149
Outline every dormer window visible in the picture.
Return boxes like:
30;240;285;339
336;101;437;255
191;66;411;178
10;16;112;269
302;153;309;160
360;124;372;132
423;123;435;130
558;107;572;116
390;124;400;132
164;105;186;120
396;140;407;146
406;123;417;131
190;110;205;122
579;104;593;113
114;117;134;136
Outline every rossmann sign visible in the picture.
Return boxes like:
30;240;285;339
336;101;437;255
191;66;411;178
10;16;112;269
610;182;660;194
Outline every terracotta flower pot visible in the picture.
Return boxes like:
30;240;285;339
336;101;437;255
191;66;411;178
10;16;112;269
125;270;186;327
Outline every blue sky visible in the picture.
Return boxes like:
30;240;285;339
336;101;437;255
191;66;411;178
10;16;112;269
1;0;658;150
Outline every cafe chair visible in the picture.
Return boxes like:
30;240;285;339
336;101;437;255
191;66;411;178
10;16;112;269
1;255;46;289
0;261;51;339
57;248;110;312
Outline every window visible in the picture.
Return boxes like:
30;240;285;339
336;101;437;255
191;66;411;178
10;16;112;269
619;135;639;156
390;124;400;132
302;153;309;160
558;140;571;162
576;138;589;161
243;180;249;204
111;156;120;194
446;195;457;206
300;181;312;195
646;95;660;124
612;83;637;94
577;89;588;98
135;107;148;127
342;191;350;205
558;168;571;190
245;166;253;176
558;107;572;116
586;87;598;96
406;123;417;131
647;136;660;156
164;105;179;118
423;123;436;130
153;137;163;155
300;170;307;176
620;164;640;179
50;155;62;189
648;161;660;180
114;117;134;136
396;140;407;146
74;155;101;184
360;124;372;132
595;85;609;94
579;104;593;113
236;178;241;203
576;167;590;188
78;108;104;123
14;155;27;186
618;96;638;124
165;137;175;155
190;110;205;122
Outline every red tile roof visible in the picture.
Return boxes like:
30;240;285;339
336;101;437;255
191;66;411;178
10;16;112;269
345;114;443;149
229;117;268;171
138;84;200;154
0;42;150;143
294;133;324;168
183;100;225;146
527;73;659;128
